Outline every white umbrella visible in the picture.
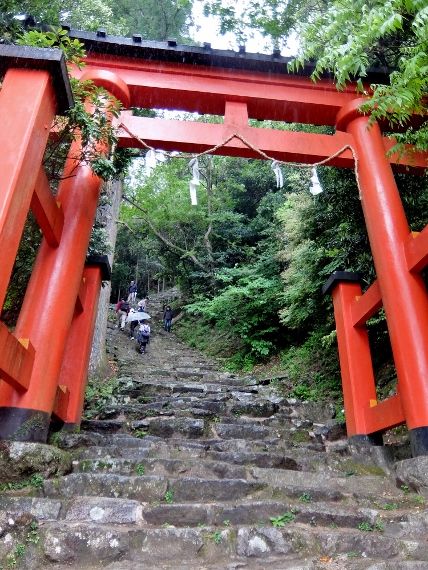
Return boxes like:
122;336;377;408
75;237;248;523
126;311;151;322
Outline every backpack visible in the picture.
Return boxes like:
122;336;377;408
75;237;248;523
121;301;130;312
137;324;150;343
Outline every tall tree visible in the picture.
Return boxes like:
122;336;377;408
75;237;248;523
203;0;428;153
0;0;194;39
110;0;193;41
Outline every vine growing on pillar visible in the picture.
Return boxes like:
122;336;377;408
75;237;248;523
17;28;128;181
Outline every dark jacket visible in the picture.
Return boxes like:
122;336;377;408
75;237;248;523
163;309;173;320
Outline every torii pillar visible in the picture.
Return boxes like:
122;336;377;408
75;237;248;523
0;71;130;442
335;100;428;455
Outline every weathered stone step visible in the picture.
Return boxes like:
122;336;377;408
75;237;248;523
76;437;379;482
206;449;308;470
141;499;386;529
101;398;289;421
79;419;128;433
209;421;284;441
75;440;210;460
250;467;401;502
124;367;262;385
119;382;216;397
74;456;248;480
234;524;428;562
43;473;266;502
105;396;229;415
43;473;167;501
130;417;306;440
125;440;390;478
380;510;428;540
64;496;143;524
131;417;206;439
54;431;160;450
94;559;318;570
205;446;393;478
77;420;323;453
119;379;263;397
43;560;428;570
0;495;143;525
203;433;324;452
74;434;329;463
38;521;428;567
77;436;328;465
0;496;62;521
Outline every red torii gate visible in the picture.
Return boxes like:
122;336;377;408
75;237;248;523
0;31;427;455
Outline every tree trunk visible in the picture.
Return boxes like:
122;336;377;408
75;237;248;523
89;178;123;377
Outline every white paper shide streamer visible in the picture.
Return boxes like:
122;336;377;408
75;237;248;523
271;161;284;188
310;167;323;195
144;149;157;176
188;158;199;205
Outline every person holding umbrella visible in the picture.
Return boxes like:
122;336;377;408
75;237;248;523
128;308;139;339
126;309;151;341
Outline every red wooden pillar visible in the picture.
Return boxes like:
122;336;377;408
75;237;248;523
0;71;130;442
0;47;72;437
322;273;378;440
0;68;57;309
336;101;428;455
53;257;111;429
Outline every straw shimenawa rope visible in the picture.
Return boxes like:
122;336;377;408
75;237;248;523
118;121;362;197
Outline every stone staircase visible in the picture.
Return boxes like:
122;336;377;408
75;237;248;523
0;295;427;569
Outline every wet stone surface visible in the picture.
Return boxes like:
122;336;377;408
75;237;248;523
1;293;427;568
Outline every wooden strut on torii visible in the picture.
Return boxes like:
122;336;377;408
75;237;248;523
0;32;427;454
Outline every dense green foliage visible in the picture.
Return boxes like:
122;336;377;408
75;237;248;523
114;144;293;365
276;166;428;400
203;0;428;154
115;90;427;401
0;0;193;40
116;152;281;291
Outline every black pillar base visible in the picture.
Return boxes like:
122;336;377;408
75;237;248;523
349;432;384;447
409;427;428;457
0;407;50;442
50;420;80;433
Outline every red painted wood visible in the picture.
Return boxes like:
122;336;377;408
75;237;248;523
31;167;64;248
405;226;428;272
331;282;377;436
351;281;383;327
0;133;103;413
117;113;427;170
364;394;405;434
119;113;356;167
0;69;57;309
56;266;103;425
0;323;34;392
75;55;356;125
0;73;130;417
339;103;428;430
75;276;88;315
52;385;70;421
